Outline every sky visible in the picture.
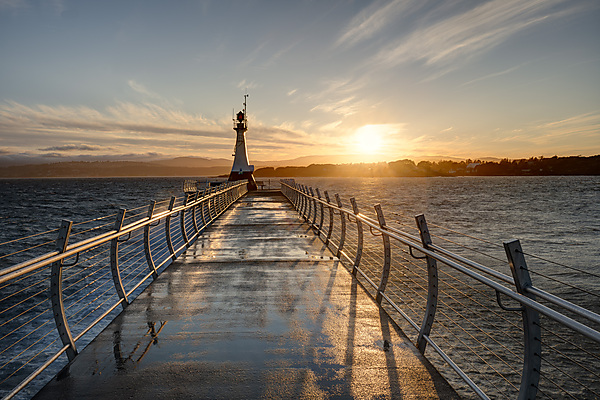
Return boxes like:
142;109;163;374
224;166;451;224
1;0;599;165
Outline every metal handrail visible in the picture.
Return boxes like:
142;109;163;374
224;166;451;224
280;178;600;400
0;180;248;400
279;180;600;329
0;183;245;285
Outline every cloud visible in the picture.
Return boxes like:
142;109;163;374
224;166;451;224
0;0;28;11
310;96;358;117
306;77;370;117
336;0;421;47
319;120;342;132
38;144;107;152
236;79;259;90
287;89;297;96
0;99;337;160
372;0;579;73
0;101;228;154
461;63;530;87
128;80;161;99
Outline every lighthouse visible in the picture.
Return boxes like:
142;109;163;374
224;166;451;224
228;94;258;190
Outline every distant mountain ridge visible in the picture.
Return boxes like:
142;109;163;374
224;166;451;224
0;155;591;178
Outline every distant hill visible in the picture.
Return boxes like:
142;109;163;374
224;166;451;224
0;161;230;178
153;157;231;168
1;155;596;178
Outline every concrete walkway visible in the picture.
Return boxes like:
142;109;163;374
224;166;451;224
34;191;459;399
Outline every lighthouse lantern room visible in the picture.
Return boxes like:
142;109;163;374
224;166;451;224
228;94;258;190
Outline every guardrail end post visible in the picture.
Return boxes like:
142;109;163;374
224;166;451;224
504;239;541;400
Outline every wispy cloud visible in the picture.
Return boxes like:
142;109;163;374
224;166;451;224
0;0;28;11
373;0;579;73
38;144;107;152
0;100;227;155
306;77;369;117
319;120;342;132
336;0;421;48
128;80;161;99
461;64;525;86
0;99;336;160
236;79;259;90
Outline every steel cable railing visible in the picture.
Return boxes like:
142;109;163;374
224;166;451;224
280;178;600;400
0;181;248;400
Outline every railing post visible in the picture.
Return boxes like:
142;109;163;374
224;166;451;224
200;189;207;228
335;194;346;258
210;188;216;220
325;191;334;246
415;214;438;354
316;188;324;234
504;239;541;400
191;191;200;236
180;194;190;246
302;185;310;221
349;198;363;276
309;187;317;227
299;184;306;217
374;204;391;305
110;209;130;309
50;219;78;361
301;184;307;218
165;196;176;261
144;200;159;279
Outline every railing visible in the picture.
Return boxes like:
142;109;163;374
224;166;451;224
280;179;600;399
0;181;248;400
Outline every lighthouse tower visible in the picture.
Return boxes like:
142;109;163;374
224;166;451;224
228;94;257;190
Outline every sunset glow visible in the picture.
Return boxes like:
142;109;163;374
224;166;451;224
354;125;384;155
0;1;598;165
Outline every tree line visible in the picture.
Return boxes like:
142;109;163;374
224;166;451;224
254;155;600;177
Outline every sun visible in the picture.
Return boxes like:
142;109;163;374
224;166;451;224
354;125;384;154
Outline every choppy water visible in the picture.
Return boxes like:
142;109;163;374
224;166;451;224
0;176;598;399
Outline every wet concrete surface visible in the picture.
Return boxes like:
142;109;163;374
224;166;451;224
33;191;459;399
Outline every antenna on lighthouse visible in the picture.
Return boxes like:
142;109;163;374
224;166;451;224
243;91;248;126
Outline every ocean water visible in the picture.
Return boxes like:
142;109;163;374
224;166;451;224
0;176;598;398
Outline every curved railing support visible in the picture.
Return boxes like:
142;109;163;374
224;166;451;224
50;220;78;361
191;191;200;236
309;187;317;227
110;209;129;309
335;194;346;258
316;188;324;234
165;196;176;261
144;201;159;279
301;185;308;220
349;198;363;276
415;214;438;354
200;189;207;227
374;204;391;304
324;191;334;246
180;194;190;246
504;240;541;400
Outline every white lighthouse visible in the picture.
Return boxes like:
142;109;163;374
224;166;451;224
228;94;257;190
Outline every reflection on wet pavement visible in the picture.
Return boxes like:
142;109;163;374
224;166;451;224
33;191;458;399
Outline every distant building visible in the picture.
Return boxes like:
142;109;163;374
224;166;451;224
466;163;480;173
